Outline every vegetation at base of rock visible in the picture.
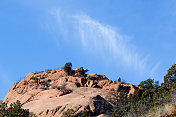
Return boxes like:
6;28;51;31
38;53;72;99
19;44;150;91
62;109;91;117
74;111;91;117
63;62;72;76
0;100;30;117
62;109;74;117
112;64;176;117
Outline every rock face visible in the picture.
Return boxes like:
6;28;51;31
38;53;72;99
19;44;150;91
0;100;2;105
4;69;139;117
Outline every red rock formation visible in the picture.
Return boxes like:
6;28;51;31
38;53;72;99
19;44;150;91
4;68;139;117
0;100;2;105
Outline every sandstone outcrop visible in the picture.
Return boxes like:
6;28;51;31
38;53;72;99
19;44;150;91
4;69;139;117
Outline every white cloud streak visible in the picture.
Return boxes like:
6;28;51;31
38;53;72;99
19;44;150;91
73;14;148;72
48;9;159;78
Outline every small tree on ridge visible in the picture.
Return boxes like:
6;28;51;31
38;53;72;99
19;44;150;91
63;62;72;76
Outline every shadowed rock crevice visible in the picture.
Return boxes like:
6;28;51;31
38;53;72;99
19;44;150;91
91;95;114;115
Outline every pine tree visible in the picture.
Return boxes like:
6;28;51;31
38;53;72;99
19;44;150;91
164;64;176;89
0;100;29;117
118;77;121;82
63;62;72;76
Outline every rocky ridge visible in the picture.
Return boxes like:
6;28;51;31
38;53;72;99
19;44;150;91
4;68;139;117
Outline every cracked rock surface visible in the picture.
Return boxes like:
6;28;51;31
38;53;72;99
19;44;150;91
4;69;139;117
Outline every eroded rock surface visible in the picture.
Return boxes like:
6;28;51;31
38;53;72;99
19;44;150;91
4;69;139;117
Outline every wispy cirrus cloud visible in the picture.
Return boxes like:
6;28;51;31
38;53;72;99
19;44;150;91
47;9;159;79
73;14;148;72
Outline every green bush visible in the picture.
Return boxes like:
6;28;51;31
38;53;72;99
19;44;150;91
62;109;90;117
63;62;72;76
30;77;39;82
62;109;74;117
118;77;121;82
0;100;30;117
74;111;90;117
76;67;88;77
30;76;40;89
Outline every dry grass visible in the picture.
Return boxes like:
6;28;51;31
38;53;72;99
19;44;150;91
141;104;175;117
124;103;176;117
137;104;175;117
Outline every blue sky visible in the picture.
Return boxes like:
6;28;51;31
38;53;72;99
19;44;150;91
1;0;176;100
